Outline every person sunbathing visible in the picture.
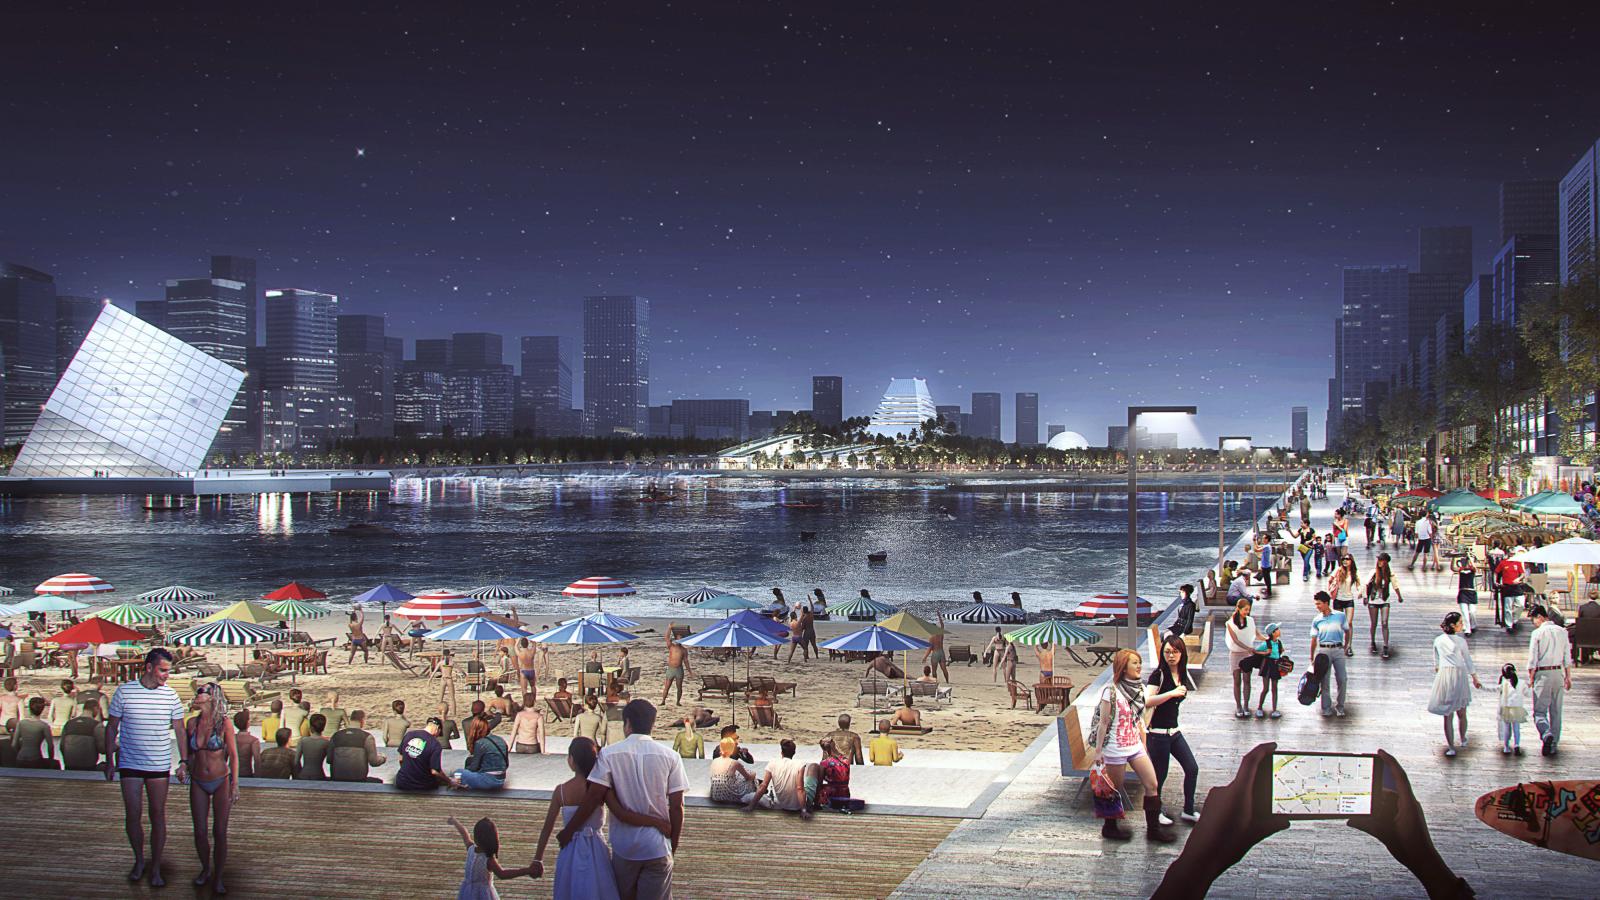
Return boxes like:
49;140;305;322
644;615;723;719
893;696;922;728
865;655;904;681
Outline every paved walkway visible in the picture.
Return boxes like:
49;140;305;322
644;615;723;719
895;483;1600;898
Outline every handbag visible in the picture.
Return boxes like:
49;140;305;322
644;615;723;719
1089;762;1127;819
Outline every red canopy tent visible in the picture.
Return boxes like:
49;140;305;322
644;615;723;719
1476;489;1520;501
1395;488;1444;499
262;581;328;601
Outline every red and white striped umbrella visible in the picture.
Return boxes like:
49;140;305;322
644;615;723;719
561;576;637;599
35;573;115;595
392;589;492;622
1074;592;1156;619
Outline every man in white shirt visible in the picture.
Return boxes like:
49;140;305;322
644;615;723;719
559;699;686;900
106;648;189;887
1526;605;1572;756
1409;514;1437;571
742;738;814;819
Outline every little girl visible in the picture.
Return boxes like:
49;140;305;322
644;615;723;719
536;737;670;899
447;815;540;900
1251;623;1285;719
1498;664;1529;756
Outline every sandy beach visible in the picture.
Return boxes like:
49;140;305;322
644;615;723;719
13;612;1106;754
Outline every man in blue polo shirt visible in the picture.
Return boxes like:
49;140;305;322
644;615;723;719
1309;591;1348;717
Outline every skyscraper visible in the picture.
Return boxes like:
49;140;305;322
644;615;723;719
1339;266;1409;421
449;332;513;436
1558;139;1600;284
970;392;1002;441
811;376;843;428
1500;179;1558;244
935;404;963;435
134;299;167;331
1291;407;1308;452
451;332;503;369
518;336;574;436
262;288;339;451
1462;275;1495;338
55;294;99;377
583;295;649;437
1014;392;1039;445
1047;424;1064;441
210;255;258;346
1326;317;1342;448
165;272;251;452
1418;226;1473;284
415;338;453;372
394;368;443;438
337;314;394;438
0;262;57;443
1491;234;1558;326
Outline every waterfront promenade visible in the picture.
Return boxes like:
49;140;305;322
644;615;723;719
894;483;1599;898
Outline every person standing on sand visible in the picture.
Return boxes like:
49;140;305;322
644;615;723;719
347;611;370;665
801;605;820;658
786;608;809;662
999;637;1019;684
1010;591;1023;608
984;627;1007;679
515;639;539;699
659;626;691;706
1035;641;1055;680
924;621;949;682
106;648;190;887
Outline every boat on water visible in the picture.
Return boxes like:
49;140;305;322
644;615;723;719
779;501;824;509
329;522;400;538
867;550;888;563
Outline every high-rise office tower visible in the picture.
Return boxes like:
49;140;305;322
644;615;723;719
1559;139;1600;285
1326;317;1343;448
811;376;843;428
262;289;339;451
517;336;574;436
670;399;750;440
55;294;99;377
1291;407;1308;452
970;392;1002;441
935;404;963;435
210;255;258;347
1500;179;1559;244
447;331;512;436
451;332;503;369
1418;226;1473;284
0;262;58;443
1107;425;1149;451
415;338;453;372
385;336;404;373
1491;234;1558;326
1014;392;1039;445
583;295;649;436
337;314;394;439
394;368;443;438
165;271;251;452
1462;275;1495;338
134;299;167;331
443;373;486;438
1339;266;1409;421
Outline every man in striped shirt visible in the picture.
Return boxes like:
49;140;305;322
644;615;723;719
106;648;189;887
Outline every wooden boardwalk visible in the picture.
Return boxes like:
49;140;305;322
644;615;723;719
4;775;956;899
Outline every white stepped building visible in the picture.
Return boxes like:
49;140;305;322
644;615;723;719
867;377;938;439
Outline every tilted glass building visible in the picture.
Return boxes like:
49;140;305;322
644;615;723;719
867;378;937;438
11;303;244;477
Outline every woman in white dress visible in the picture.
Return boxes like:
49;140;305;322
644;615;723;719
1427;612;1481;757
536;737;670;900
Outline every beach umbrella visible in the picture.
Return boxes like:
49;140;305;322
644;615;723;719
466;585;532;602
826;597;898;621
1006;619;1101;646
1074;593;1156;621
690;593;764;613
562;576;637;611
206;601;280;625
669;587;728;605
262;581;328;602
393;589;492;622
49;617;146;646
948;600;1026;624
0;586;14;597
424;615;535;697
1395;487;1443;499
0;603;23;617
168;618;283;670
351;583;413;615
142;600;211;620
724;609;791;640
565;610;642;630
879;611;945;641
16;594;91;620
135;586;217;604
1512;491;1586;516
265;597;331;664
89;602;173;626
1513;537;1600;566
35;573;114;595
679;619;787;727
530;616;639;693
821;625;928;654
1430;489;1499;516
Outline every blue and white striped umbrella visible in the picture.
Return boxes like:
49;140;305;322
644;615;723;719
168;619;283;646
820;625;929;653
562;611;642;630
528;618;638;646
424;616;533;642
669;586;728;605
143;600;212;620
948;600;1027;624
465;585;532;601
135;585;217;604
677;620;787;649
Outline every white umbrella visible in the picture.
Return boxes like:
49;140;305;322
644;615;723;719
1513;537;1600;566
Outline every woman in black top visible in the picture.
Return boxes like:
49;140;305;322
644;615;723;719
1145;635;1199;824
1452;555;1477;635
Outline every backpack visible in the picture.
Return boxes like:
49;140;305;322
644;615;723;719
1297;653;1330;706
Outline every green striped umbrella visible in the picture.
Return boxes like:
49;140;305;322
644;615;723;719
89;602;173;626
826;597;898;620
1005;619;1101;646
265;598;330;620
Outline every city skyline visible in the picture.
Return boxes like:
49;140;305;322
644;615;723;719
3;6;1595;446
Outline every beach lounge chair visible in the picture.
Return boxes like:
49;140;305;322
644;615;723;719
384;651;424;676
855;678;889;706
1006;680;1034;710
546;697;576;722
218;679;277;708
166;675;196;700
668;625;692;641
697;675;735;701
947;644;975;666
746;703;782;730
888;725;932;735
908;681;953;705
623;666;641;686
747;676;797;698
195;661;226;680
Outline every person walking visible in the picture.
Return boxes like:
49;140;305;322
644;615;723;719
1332;508;1349;564
1328;555;1359;657
1390;505;1407;549
1452;555;1478;635
1088;649;1176;843
1309;592;1348;717
1409;512;1438;571
106;648;190;887
557;700;687;900
1526;605;1572;756
1224;599;1262;719
1427;613;1480;757
1295;523;1317;579
1145;636;1200;825
1256;538;1274;598
1363;500;1379;544
1497;664;1528;756
184;683;239;893
1249;623;1286;718
1364;552;1402;659
1319;533;1337;577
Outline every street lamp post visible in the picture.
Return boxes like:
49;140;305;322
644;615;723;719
1218;436;1252;579
1127;405;1198;650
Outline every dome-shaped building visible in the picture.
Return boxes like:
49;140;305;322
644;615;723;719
1046;430;1090;451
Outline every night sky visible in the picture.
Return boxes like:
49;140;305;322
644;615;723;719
3;3;1592;446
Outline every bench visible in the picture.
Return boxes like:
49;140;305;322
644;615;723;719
1155;617;1215;676
1200;570;1229;606
947;644;976;666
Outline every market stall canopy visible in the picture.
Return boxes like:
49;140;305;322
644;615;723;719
1430;489;1500;515
1512;491;1586;516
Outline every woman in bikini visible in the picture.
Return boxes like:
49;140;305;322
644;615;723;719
186;682;239;894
